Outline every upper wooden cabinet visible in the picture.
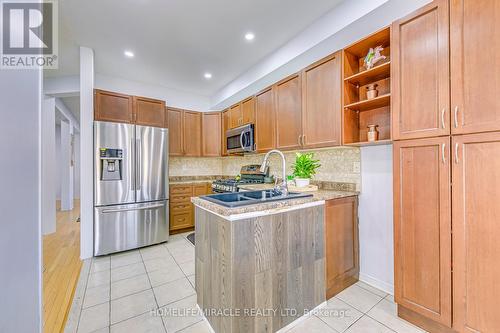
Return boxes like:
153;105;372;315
241;97;255;125
302;52;342;148
255;87;276;153
133;96;166;128
221;110;229;156
228;103;242;129
95;90;167;128
393;136;452;327
450;0;500;135
275;74;302;150
202;112;221;157
94;90;134;124
452;132;500;333
325;196;359;299
227;98;255;129
167;107;183;156
392;0;450;140
183;111;202;157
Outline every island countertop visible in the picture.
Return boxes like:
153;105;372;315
191;188;358;218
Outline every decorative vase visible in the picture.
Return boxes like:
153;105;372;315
367;124;379;142
294;178;310;188
366;84;379;100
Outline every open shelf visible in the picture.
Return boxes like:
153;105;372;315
344;93;391;112
344;139;392;147
344;61;391;86
342;26;392;146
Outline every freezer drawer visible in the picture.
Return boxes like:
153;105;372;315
94;200;169;256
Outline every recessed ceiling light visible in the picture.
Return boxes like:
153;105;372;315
204;72;212;79
124;50;134;58
244;32;255;41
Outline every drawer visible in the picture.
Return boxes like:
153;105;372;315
170;202;191;214
170;186;192;195
170;212;193;230
171;195;192;203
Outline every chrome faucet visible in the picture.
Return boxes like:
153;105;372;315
260;149;288;195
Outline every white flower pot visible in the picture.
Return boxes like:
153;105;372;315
294;178;310;188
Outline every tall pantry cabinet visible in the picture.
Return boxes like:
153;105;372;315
392;0;500;332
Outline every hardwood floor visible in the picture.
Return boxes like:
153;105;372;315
43;200;82;333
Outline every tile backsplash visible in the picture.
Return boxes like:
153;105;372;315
169;147;361;191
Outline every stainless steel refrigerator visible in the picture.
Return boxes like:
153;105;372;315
94;121;169;256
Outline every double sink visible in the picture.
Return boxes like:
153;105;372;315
200;189;313;208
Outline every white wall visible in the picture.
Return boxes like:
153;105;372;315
359;145;394;294
42;97;56;235
211;0;431;110
0;70;42;332
95;74;211;111
74;133;81;199
80;46;95;259
45;74;212;111
55;124;61;199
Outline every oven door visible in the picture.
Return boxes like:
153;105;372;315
226;124;254;154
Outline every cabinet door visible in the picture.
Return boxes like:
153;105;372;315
393;137;452;326
325;196;359;299
275;74;302;150
392;0;450;140
302;52;342;148
452;132;500;333
202;112;221;157
241;97;255;125
221;110;229;156
183;111;202;157
255;87;276;153
94;90;133;123
133;96;166;128
450;0;500;135
228;103;242;128
167;108;183;156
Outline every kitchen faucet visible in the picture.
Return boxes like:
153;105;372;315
260;149;288;196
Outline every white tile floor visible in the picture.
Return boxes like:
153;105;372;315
68;233;427;333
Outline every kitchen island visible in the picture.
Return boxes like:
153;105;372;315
192;189;358;333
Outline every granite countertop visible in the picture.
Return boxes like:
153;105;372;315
169;175;224;185
191;186;358;217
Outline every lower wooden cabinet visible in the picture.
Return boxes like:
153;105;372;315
452;132;500;333
169;183;211;233
393;137;452;327
325;196;359;299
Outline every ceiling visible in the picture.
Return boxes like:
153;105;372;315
45;0;345;96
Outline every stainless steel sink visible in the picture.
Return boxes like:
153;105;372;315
200;189;313;208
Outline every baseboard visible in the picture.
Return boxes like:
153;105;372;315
359;272;394;295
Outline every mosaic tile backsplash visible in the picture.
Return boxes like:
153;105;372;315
169;147;361;191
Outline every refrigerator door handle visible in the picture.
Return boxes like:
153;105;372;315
131;138;136;191
101;203;165;214
136;138;142;191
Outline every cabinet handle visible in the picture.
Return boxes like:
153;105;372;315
441;108;446;129
454;143;459;164
454;106;459;128
441;143;446;164
302;134;306;146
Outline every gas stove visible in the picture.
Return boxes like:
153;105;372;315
212;164;269;193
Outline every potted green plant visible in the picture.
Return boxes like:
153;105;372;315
291;152;321;187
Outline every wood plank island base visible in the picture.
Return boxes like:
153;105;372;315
193;200;326;333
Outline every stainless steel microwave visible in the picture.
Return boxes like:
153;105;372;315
226;124;255;154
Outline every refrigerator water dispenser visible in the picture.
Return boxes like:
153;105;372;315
99;148;123;181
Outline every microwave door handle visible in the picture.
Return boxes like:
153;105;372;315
240;131;245;150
